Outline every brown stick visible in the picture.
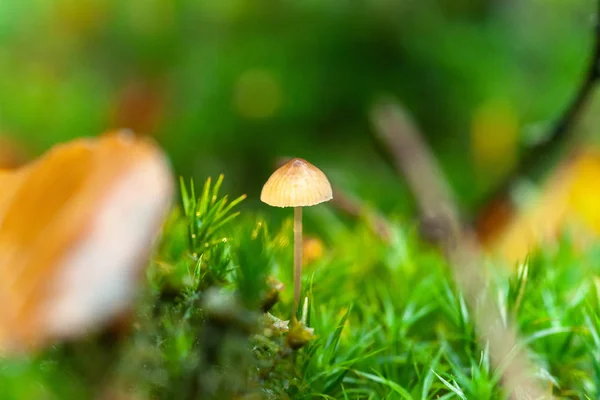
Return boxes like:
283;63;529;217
370;98;548;399
330;187;392;242
371;98;458;221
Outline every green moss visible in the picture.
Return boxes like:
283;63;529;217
1;177;599;399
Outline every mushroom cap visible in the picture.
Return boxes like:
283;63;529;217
261;158;333;207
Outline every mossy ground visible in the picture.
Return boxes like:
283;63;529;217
1;176;599;399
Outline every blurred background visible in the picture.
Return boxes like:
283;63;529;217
0;0;598;218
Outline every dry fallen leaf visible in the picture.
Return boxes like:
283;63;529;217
0;131;173;353
302;235;324;266
480;148;600;262
110;79;166;137
0;135;28;168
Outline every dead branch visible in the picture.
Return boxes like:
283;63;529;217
370;98;548;399
477;0;600;221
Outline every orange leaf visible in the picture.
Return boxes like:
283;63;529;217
481;148;600;262
0;131;173;353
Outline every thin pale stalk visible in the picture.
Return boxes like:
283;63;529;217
294;206;302;314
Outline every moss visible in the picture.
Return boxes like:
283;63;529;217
1;176;599;399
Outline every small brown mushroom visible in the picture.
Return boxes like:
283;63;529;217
260;158;332;312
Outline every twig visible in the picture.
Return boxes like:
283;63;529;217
477;0;600;221
370;98;461;244
370;98;548;399
329;188;393;242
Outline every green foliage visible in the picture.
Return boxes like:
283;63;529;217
1;177;600;399
180;174;246;257
234;219;272;310
1;0;596;213
151;175;246;292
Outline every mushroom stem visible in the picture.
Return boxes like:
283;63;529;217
293;206;303;314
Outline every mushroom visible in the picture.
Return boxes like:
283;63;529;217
260;158;332;312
